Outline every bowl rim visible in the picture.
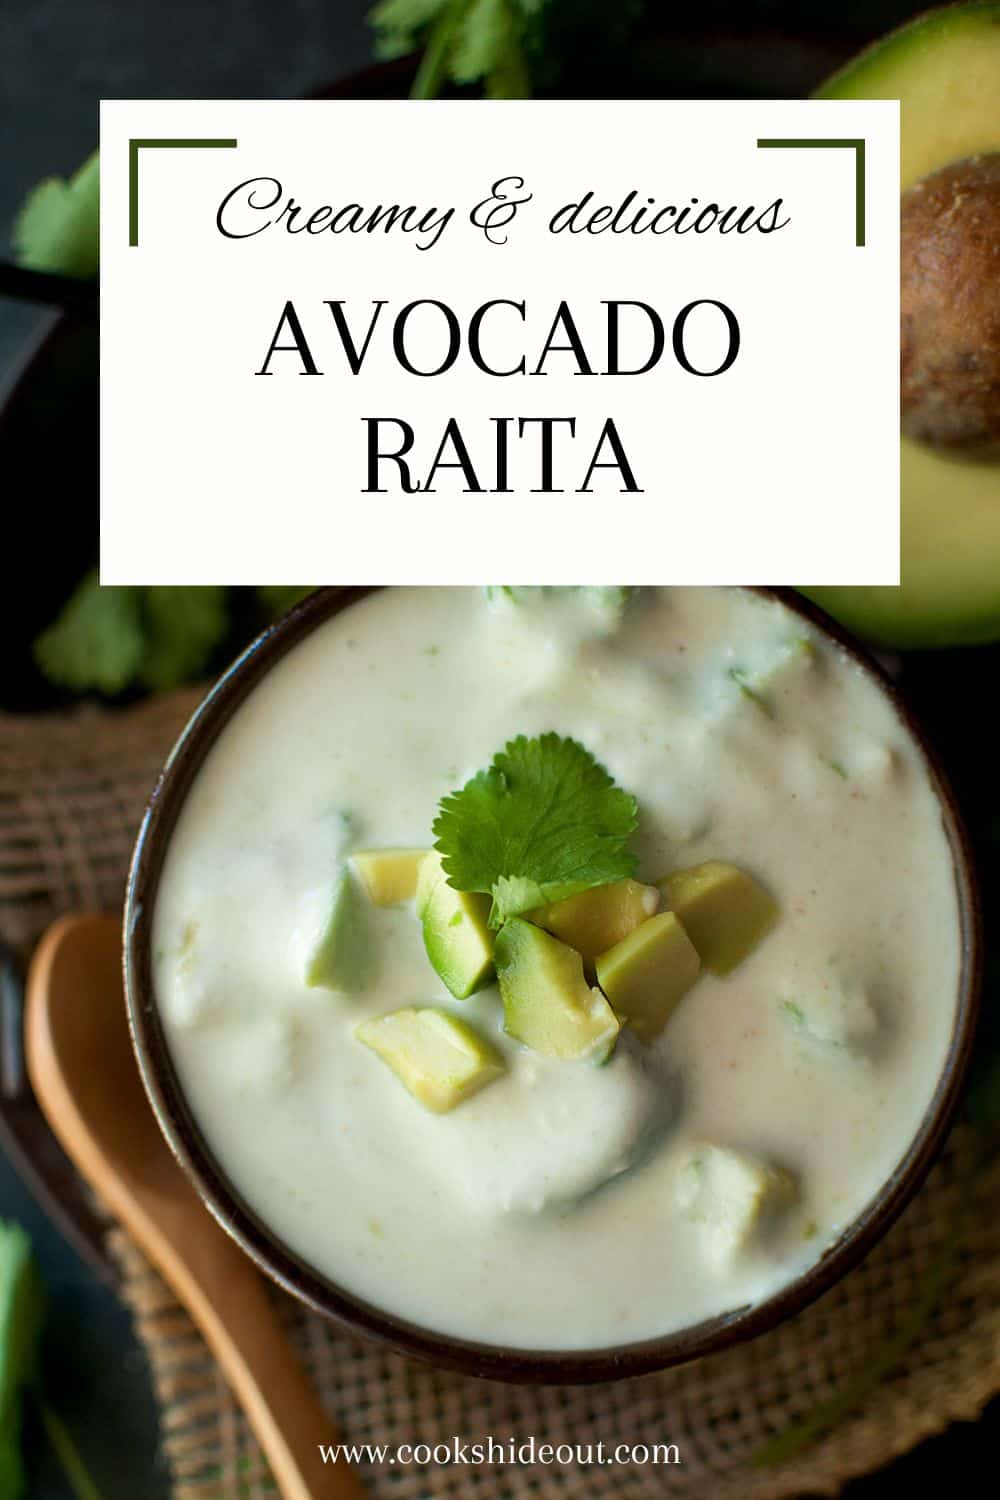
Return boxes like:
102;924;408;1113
123;585;983;1384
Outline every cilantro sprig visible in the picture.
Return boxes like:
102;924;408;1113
433;733;638;927
370;0;536;99
32;574;310;699
368;0;648;100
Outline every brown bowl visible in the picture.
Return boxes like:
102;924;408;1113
124;586;982;1384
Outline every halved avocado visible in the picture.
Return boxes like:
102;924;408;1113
805;3;1000;648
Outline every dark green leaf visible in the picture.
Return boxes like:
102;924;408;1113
368;0;451;57
433;733;638;926
369;0;536;97
451;0;513;81
138;587;228;691
33;572;146;696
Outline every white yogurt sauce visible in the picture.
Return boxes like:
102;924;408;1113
152;587;962;1349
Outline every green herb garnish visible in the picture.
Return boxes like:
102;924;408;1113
433;732;638;928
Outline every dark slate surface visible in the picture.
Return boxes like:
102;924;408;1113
0;0;372;372
0;7;370;1490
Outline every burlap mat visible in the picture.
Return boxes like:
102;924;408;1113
3;693;999;1499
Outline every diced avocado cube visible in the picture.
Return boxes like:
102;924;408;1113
415;851;494;1000
595;912;700;1042
304;869;371;993
779;976;879;1057
351;848;428;906
355;1007;504;1113
659;861;778;976
676;1143;798;1267
495;917;620;1062
531;879;660;962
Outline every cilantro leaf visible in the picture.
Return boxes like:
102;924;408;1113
33;572;146;696
370;0;448;57
451;0;533;97
369;0;536;99
138;587;228;691
34;576;230;698
12;150;99;279
369;0;647;100
433;733;638;927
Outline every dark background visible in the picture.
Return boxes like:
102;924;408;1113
1;1;997;1494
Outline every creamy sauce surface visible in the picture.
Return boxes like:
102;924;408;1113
153;588;961;1349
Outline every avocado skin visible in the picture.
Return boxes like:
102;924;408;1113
807;3;1000;649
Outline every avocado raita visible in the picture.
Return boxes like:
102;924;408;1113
151;587;962;1349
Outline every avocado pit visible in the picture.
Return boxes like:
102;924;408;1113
900;153;1000;458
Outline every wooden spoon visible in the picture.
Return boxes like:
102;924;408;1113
25;912;365;1500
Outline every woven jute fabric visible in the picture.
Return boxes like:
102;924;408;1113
4;694;1000;1499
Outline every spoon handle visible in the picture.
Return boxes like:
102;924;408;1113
24;914;366;1500
166;1230;366;1500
